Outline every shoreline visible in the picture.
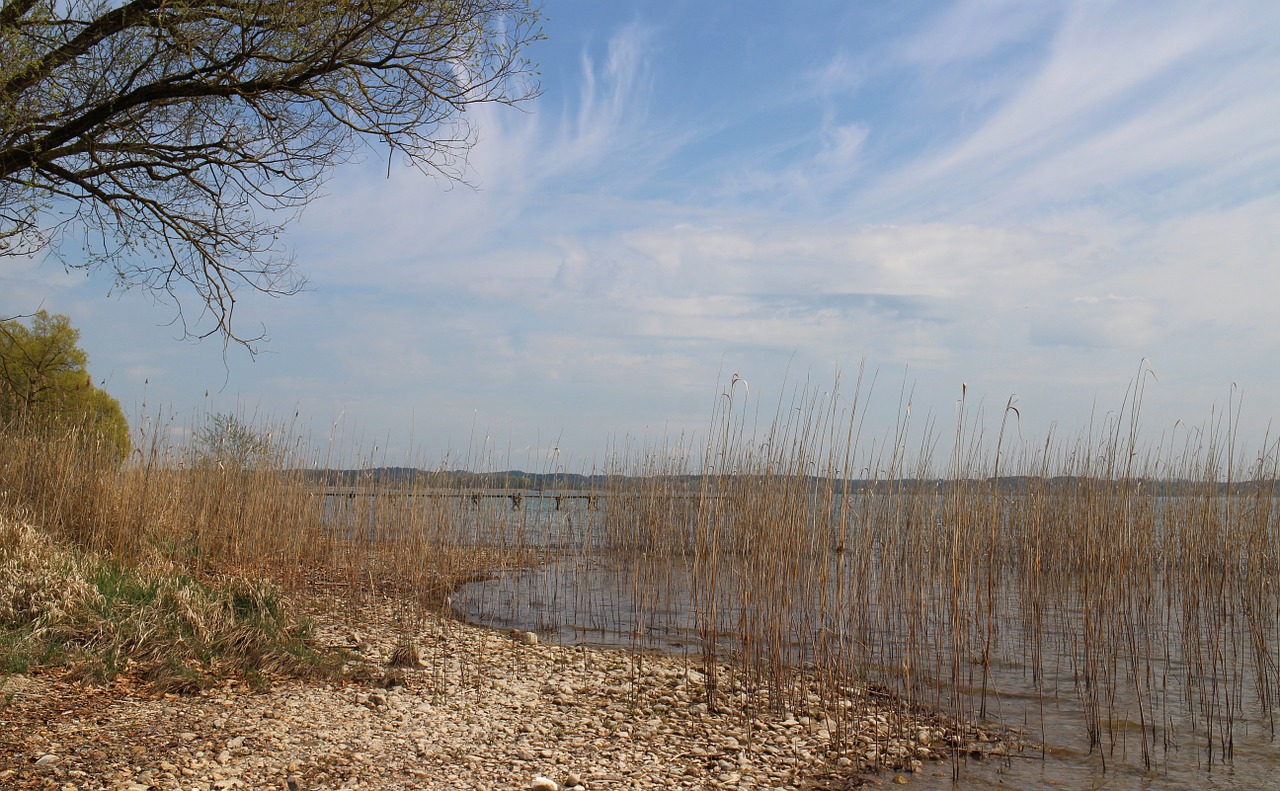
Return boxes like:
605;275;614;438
1;596;1013;790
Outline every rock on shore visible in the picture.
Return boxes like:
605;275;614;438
0;602;1006;790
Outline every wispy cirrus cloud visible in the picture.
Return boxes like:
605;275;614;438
291;22;666;285
805;51;867;98
898;0;1059;66
866;2;1280;221
9;1;1280;463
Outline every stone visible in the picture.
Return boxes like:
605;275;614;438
35;754;58;766
0;605;984;791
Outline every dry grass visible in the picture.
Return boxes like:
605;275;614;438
575;373;1280;773
0;378;1276;778
0;418;530;689
0;514;335;691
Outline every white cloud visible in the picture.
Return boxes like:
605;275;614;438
572;23;653;165
1030;295;1160;349
868;2;1280;220
899;0;1057;65
806;52;867;97
13;4;1280;463
291;23;663;288
815;120;870;174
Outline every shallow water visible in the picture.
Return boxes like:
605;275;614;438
454;547;1280;790
325;488;1280;788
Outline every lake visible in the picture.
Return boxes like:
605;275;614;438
446;489;1280;790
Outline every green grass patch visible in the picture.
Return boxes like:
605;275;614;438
87;561;162;611
0;628;38;675
0;518;346;690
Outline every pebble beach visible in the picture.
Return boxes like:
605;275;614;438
1;600;1011;790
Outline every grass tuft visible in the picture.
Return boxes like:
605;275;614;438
0;515;337;689
0;380;1276;779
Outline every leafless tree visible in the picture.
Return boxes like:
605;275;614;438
0;0;541;347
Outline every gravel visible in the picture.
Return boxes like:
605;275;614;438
0;602;1010;790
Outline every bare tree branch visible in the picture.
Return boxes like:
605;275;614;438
0;0;543;349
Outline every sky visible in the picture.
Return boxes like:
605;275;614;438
5;0;1280;473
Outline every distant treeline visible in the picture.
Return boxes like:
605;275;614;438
294;468;1276;496
296;467;614;491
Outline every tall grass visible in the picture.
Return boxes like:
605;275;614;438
0;414;540;610
543;372;1280;774
1;379;1276;778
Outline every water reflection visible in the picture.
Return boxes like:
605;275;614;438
454;530;1280;790
326;487;1279;788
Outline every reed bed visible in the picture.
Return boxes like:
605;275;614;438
558;374;1280;775
1;380;1277;780
0;416;550;602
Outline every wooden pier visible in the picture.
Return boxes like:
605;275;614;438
310;487;603;511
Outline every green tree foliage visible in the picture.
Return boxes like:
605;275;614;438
0;0;542;347
0;310;129;457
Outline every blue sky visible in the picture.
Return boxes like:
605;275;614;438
5;0;1280;471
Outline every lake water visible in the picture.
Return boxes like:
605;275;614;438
447;493;1280;790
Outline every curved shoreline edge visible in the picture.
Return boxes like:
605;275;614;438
1;598;1014;790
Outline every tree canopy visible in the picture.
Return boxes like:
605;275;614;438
0;0;541;347
0;310;130;457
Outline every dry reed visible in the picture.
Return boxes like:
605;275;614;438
1;377;1275;782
